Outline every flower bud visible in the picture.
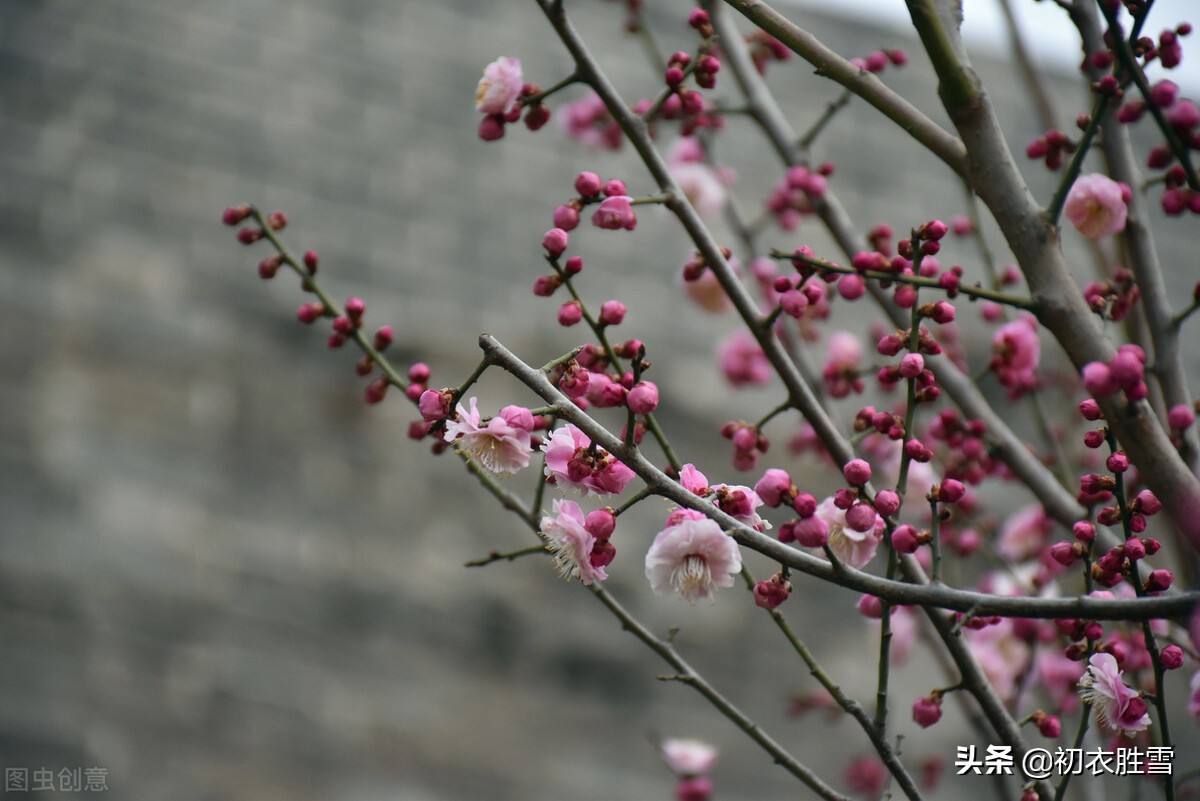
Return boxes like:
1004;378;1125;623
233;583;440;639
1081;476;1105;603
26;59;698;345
843;458;872;486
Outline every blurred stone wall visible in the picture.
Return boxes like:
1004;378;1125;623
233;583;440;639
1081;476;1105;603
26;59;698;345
1;2;1197;800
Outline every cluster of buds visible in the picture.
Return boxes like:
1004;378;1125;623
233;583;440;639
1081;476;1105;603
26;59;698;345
766;165;832;230
1081;344;1149;401
752;571;791;610
1025;128;1076;171
745;29;790;75
848;48;908;74
475;57;551;141
1082;268;1140;321
721;421;768;470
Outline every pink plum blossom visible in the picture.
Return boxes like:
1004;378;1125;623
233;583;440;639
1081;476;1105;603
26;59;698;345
717;330;771;387
443;397;533;475
475;57;523;115
560;93;622;150
1064;173;1128;239
671;162;727;218
964;619;1031;701
541;423;636;497
990;316;1040;398
995;503;1052;562
540;499;607;585
679;463;710;496
823;331;864;398
662;738;718;776
645;515;742;603
1078;652;1152;736
808;497;882;568
592;195;638;230
710;483;770;531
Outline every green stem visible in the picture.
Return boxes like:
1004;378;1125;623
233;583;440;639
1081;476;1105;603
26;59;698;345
1044;94;1110;226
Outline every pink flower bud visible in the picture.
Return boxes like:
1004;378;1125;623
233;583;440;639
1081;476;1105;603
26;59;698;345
1160;644;1184;669
837;273;866;300
1134;489;1162;515
359;377;387;405
1081;362;1116;396
754;469;793;507
938;479;965;503
1106;451;1129;473
1049;541;1079;566
845;503;878;533
564;256;584;276
585;508;616;539
557;300;583;326
302;249;319;274
1083;429;1105;449
792;492;817;518
922;219;949;241
929;300;956;323
533;274;562;296
266;210;288;230
792;516;829;548
873;489;900;517
599;300;627;326
1144;569;1173;593
688;8;710;28
843;458;872;486
675;775;713;801
478;114;506;141
237;227;263;245
1079;398;1103;420
627;381;659;414
603;179;627;197
553;205;580;231
373;326;394;350
899;352;925;379
1124;537;1146;561
296;302;325;324
857;594;883;618
1168;403;1195;430
574;171;602;197
592;195;637;230
912;696;942;728
891;525;920;554
753;578;790;610
257;254;281;279
543;227;570;257
1036;715;1062;738
407;362;431;383
345;296;366;320
222;204;252;226
418;389;453;421
780;289;809;317
1073;521;1096;543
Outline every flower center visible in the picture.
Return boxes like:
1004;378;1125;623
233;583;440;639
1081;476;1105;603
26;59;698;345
672;554;713;603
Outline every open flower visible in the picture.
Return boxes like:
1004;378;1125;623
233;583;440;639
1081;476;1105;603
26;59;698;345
540;499;607;585
645;515;741;603
990;315;1040;399
443;397;533;475
717;329;771;387
1064;173;1128;239
1078;652;1152;736
808;497;882;568
475;57;523;115
541;423;635;497
662;738;718;776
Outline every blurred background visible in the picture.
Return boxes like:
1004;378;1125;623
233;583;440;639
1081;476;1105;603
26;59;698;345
1;1;1197;799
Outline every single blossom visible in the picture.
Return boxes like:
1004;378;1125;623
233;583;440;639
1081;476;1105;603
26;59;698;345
540;499;607;585
809;497;882;568
1064;173;1128;239
559;92;622;150
718;329;771;387
671;162;727;218
823;330;864;398
591;195;638;231
443;397;533;475
991;315;1040;399
710;483;770;531
541;423;635;497
661;738;718;776
679;463;710;496
645;515;741;603
1078;652;1152;736
995;503;1052;562
475;57;523;115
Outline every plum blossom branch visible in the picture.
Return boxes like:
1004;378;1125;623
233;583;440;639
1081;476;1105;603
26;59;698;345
768;249;1040;311
1044;95;1111;226
480;332;1200;621
591;587;851;801
720;0;969;176
707;1;1085;528
737;568;923;801
903;0;1200;557
464;543;548;568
